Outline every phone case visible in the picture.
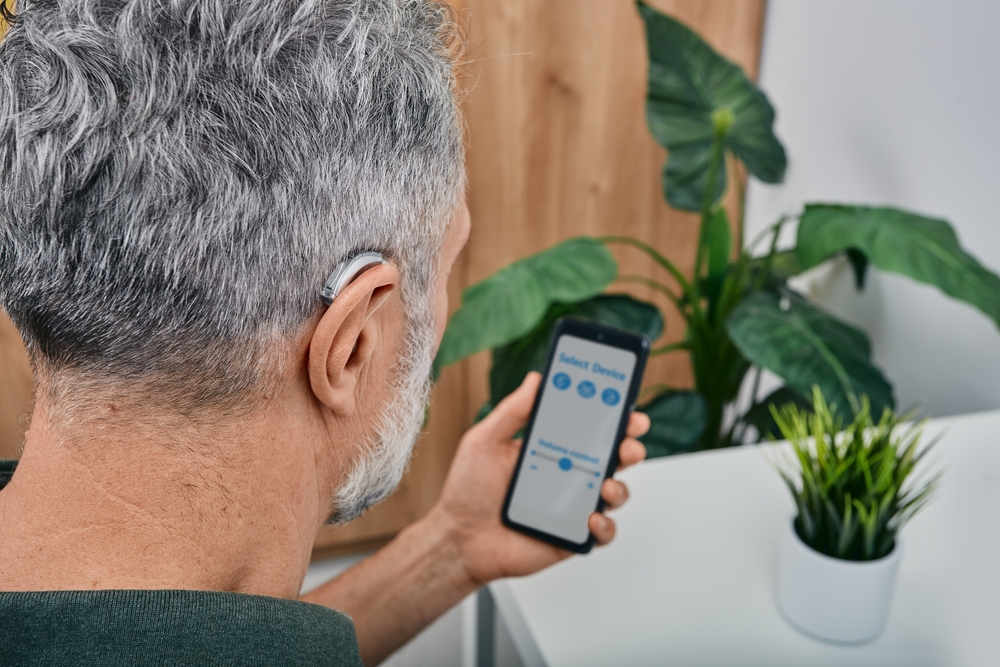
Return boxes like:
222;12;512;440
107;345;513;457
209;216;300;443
500;317;650;553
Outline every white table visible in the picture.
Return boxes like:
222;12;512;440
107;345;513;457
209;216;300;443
484;409;1000;667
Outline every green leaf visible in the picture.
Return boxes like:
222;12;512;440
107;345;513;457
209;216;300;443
638;390;707;457
771;391;939;561
742;386;811;441
489;294;664;408
725;290;894;417
797;204;1000;327
747;250;804;292
434;237;617;374
765;249;805;281
638;1;786;211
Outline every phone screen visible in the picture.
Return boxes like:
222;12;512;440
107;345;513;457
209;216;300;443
506;333;638;546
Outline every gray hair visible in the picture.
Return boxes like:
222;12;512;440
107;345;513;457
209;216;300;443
0;0;464;412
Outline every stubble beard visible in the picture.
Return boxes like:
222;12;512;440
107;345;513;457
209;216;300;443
326;286;436;525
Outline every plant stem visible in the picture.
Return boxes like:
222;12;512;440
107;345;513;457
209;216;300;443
745;214;790;255
755;218;787;291
691;117;730;310
617;274;684;311
732;365;764;445
749;365;763;407
650;341;691;356
599;236;691;294
685;111;743;449
733;153;746;255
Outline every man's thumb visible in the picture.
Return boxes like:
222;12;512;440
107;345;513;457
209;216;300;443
478;371;541;441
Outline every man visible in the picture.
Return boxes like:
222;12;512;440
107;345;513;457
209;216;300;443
0;1;648;665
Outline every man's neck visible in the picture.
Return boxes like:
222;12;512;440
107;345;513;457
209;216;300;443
0;397;332;598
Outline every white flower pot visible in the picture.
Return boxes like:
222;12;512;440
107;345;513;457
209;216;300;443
776;518;902;644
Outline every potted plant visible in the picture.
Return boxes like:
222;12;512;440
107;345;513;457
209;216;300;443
769;388;940;643
433;3;1000;456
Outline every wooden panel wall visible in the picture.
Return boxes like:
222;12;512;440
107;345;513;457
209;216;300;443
0;1;766;557
459;0;766;422
0;314;32;460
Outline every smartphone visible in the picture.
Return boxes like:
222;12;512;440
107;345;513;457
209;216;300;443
501;317;650;553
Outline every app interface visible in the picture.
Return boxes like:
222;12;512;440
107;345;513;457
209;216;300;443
507;334;637;544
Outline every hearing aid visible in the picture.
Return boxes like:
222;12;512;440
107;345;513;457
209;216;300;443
320;252;386;305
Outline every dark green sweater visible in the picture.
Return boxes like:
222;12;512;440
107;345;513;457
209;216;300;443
0;460;363;667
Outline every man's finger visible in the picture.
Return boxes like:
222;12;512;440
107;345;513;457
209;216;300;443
589;512;616;546
617;438;646;470
477;371;541;441
626;411;651;438
600;478;629;510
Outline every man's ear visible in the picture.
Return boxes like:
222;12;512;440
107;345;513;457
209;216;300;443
308;263;400;416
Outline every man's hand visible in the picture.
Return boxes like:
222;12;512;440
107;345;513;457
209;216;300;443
430;371;649;587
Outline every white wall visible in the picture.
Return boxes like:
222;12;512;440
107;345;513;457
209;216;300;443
744;0;1000;417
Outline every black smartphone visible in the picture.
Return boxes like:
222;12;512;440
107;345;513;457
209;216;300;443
501;317;650;554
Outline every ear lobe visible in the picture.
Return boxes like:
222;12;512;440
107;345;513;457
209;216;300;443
308;264;399;416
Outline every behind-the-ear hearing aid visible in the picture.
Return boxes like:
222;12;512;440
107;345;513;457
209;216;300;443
320;252;386;305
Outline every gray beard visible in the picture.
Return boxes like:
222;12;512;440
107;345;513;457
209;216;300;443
326;294;436;525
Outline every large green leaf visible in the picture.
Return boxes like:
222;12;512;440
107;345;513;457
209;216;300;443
488;294;664;408
797;204;1000;328
638;1;786;211
726;290;894;417
434;237;617;373
638;390;707;458
742;386;812;441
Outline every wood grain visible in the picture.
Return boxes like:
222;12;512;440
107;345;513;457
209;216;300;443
459;0;766;422
0;3;10;42
0;312;32;460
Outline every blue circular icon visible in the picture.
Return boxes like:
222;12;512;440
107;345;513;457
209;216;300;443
552;372;571;390
558;456;573;471
577;380;596;398
602;387;621;406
